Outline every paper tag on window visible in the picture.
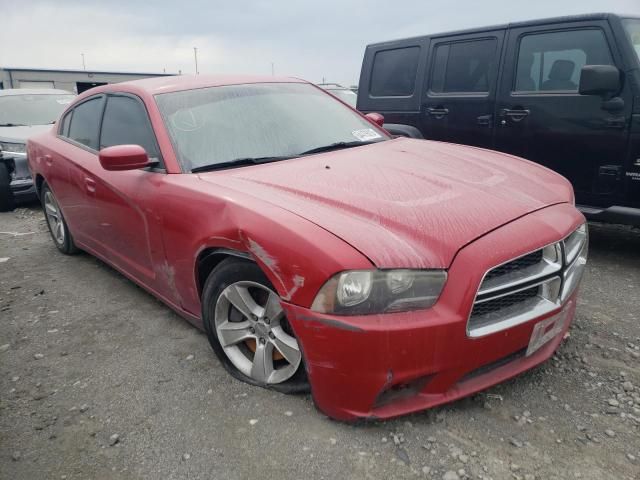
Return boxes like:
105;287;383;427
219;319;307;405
352;128;381;142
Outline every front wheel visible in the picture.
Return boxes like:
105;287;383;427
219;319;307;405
202;258;309;393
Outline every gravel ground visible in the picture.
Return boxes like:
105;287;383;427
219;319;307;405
1;204;639;480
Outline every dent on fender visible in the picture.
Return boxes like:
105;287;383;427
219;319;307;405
245;237;306;302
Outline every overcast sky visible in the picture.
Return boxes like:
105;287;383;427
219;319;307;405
2;0;639;86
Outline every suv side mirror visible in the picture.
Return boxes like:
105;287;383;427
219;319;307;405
365;112;385;127
579;65;621;97
99;145;151;171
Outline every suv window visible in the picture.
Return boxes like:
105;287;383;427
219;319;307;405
430;38;498;93
370;47;420;96
515;29;613;92
100;95;159;158
67;97;103;149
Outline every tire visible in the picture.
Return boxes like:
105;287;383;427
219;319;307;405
40;182;79;254
202;258;309;393
0;162;15;212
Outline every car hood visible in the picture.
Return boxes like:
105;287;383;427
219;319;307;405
198;138;572;269
0;124;52;143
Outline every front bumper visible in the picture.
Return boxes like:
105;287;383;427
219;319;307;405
283;203;585;421
10;178;37;200
5;154;37;201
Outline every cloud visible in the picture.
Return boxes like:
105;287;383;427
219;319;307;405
2;0;639;86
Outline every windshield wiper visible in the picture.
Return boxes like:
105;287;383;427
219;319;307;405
299;140;377;156
191;156;294;173
0;123;28;127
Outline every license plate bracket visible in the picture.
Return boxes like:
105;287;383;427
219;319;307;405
526;310;567;357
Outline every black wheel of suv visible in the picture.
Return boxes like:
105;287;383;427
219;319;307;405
41;182;79;254
202;257;309;393
0;162;15;212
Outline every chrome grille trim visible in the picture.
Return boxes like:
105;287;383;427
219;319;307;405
478;243;562;296
467;224;588;338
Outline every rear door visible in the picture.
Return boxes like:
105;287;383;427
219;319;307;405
420;30;505;148
494;21;631;208
62;95;105;247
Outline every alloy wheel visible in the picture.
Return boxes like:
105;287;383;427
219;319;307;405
214;281;302;384
43;190;65;246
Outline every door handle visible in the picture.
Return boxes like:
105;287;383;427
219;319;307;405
427;107;449;118
477;114;493;126
85;177;96;194
44;154;53;166
501;108;530;122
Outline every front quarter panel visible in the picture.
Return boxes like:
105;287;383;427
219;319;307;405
159;174;374;322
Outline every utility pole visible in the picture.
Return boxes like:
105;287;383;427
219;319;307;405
81;53;86;71
194;47;199;75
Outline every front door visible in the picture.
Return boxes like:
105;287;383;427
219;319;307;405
494;22;632;208
88;93;166;287
420;30;505;149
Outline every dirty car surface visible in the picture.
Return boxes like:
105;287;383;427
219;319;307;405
27;75;588;421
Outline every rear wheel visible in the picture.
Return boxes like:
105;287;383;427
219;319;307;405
202;258;309;393
41;183;78;254
0;162;15;212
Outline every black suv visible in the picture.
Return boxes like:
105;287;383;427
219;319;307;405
357;13;640;226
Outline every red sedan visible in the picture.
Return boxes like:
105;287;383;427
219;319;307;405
27;75;588;421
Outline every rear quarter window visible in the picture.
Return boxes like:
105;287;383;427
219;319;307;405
370;47;420;97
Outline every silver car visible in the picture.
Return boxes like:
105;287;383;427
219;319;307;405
0;89;75;209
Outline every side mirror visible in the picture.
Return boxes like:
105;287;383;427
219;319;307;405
365;112;385;128
99;145;151;171
579;65;621;97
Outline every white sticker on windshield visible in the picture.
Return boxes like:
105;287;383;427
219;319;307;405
56;99;72;104
352;128;381;141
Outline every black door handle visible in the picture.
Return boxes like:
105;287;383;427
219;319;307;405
477;114;493;126
427;107;449;118
501;108;530;122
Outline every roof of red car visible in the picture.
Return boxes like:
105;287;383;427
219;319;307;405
90;74;307;96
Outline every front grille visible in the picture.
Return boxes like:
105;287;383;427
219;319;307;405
467;224;588;337
471;286;539;318
484;250;543;282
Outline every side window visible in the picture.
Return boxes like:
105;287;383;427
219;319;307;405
430;38;498;94
370;47;420;97
100;96;159;158
515;29;613;92
67;97;103;149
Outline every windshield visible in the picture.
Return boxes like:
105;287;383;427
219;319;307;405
0;93;75;126
155;83;387;171
623;19;640;64
326;88;358;108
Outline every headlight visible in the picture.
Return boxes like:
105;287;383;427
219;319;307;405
0;142;27;156
561;223;588;301
311;269;447;315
